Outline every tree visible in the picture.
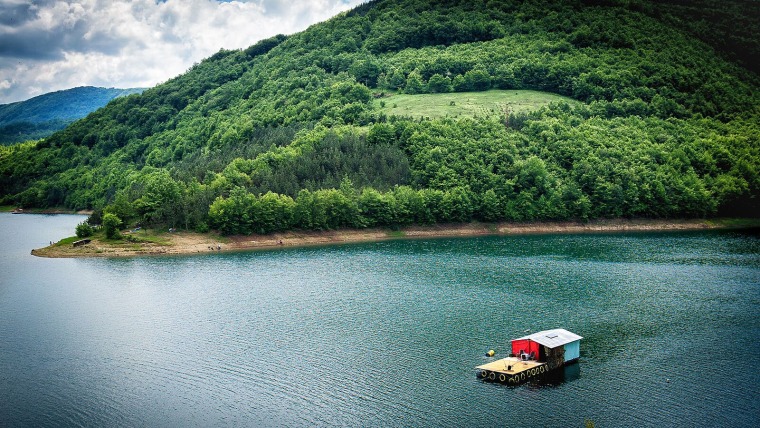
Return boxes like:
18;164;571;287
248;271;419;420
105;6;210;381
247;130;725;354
405;70;426;94
391;185;424;224
132;170;184;227
349;59;382;87
102;213;122;239
452;74;471;92
440;187;474;222
75;221;94;238
367;123;396;145
479;189;501;222
208;186;256;235
387;69;406;90
465;69;491;91
358;187;394;226
427;73;452;93
293;189;316;230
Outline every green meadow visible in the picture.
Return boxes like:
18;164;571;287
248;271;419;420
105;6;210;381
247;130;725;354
374;89;577;119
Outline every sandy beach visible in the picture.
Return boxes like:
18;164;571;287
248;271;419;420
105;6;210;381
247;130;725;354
30;218;757;259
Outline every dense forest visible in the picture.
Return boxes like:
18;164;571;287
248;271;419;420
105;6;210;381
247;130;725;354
0;86;145;145
1;0;758;235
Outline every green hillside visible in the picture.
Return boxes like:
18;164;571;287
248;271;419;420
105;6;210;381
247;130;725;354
0;86;145;145
1;0;758;235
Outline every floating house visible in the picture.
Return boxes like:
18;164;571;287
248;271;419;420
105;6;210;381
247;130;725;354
512;328;582;367
476;328;582;384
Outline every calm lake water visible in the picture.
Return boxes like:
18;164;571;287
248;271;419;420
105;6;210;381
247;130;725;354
1;213;759;427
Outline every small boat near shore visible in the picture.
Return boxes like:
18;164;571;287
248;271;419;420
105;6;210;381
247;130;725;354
476;328;582;384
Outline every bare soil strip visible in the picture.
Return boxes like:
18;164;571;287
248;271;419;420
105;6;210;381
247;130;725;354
31;219;756;259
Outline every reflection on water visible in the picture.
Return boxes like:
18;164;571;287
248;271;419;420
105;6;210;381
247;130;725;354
536;362;582;387
1;214;759;427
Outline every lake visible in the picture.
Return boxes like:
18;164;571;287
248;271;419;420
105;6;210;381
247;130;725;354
1;213;759;427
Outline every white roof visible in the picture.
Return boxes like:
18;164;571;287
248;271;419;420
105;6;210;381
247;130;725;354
515;328;582;348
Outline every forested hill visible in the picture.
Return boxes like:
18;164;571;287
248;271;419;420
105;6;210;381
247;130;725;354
1;0;758;234
0;86;145;145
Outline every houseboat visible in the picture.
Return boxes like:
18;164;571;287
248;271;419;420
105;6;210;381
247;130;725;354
476;328;582;384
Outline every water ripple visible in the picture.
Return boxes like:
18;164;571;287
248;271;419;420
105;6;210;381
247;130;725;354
2;215;759;426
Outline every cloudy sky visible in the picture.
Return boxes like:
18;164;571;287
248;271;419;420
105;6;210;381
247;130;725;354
0;0;366;104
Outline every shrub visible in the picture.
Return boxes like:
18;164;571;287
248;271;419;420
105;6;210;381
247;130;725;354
102;213;122;239
86;210;102;226
75;222;94;238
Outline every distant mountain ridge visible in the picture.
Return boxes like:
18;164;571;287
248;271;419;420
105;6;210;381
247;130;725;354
0;86;145;144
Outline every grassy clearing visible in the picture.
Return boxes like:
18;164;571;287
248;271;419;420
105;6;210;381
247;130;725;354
56;236;80;246
49;229;175;248
36;228;178;258
122;229;173;246
374;89;577;120
386;230;406;238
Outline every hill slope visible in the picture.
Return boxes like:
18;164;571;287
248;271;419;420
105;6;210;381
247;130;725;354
1;0;758;233
0;86;145;144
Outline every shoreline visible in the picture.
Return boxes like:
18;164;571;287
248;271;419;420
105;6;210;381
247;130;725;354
30;218;759;259
3;207;94;215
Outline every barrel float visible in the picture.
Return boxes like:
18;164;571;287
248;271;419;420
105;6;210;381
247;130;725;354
485;349;495;357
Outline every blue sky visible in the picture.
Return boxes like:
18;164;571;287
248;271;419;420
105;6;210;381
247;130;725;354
0;0;365;104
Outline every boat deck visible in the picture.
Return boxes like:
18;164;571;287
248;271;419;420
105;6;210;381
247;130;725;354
476;357;548;383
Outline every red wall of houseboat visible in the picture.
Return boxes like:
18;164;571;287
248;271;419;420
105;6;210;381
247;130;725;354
511;339;540;358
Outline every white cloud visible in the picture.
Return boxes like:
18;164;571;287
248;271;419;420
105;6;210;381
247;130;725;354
0;0;366;103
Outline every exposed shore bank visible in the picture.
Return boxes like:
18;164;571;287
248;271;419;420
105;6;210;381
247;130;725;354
30;218;759;259
2;206;93;215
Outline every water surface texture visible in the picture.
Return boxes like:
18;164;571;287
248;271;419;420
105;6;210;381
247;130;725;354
1;213;759;426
